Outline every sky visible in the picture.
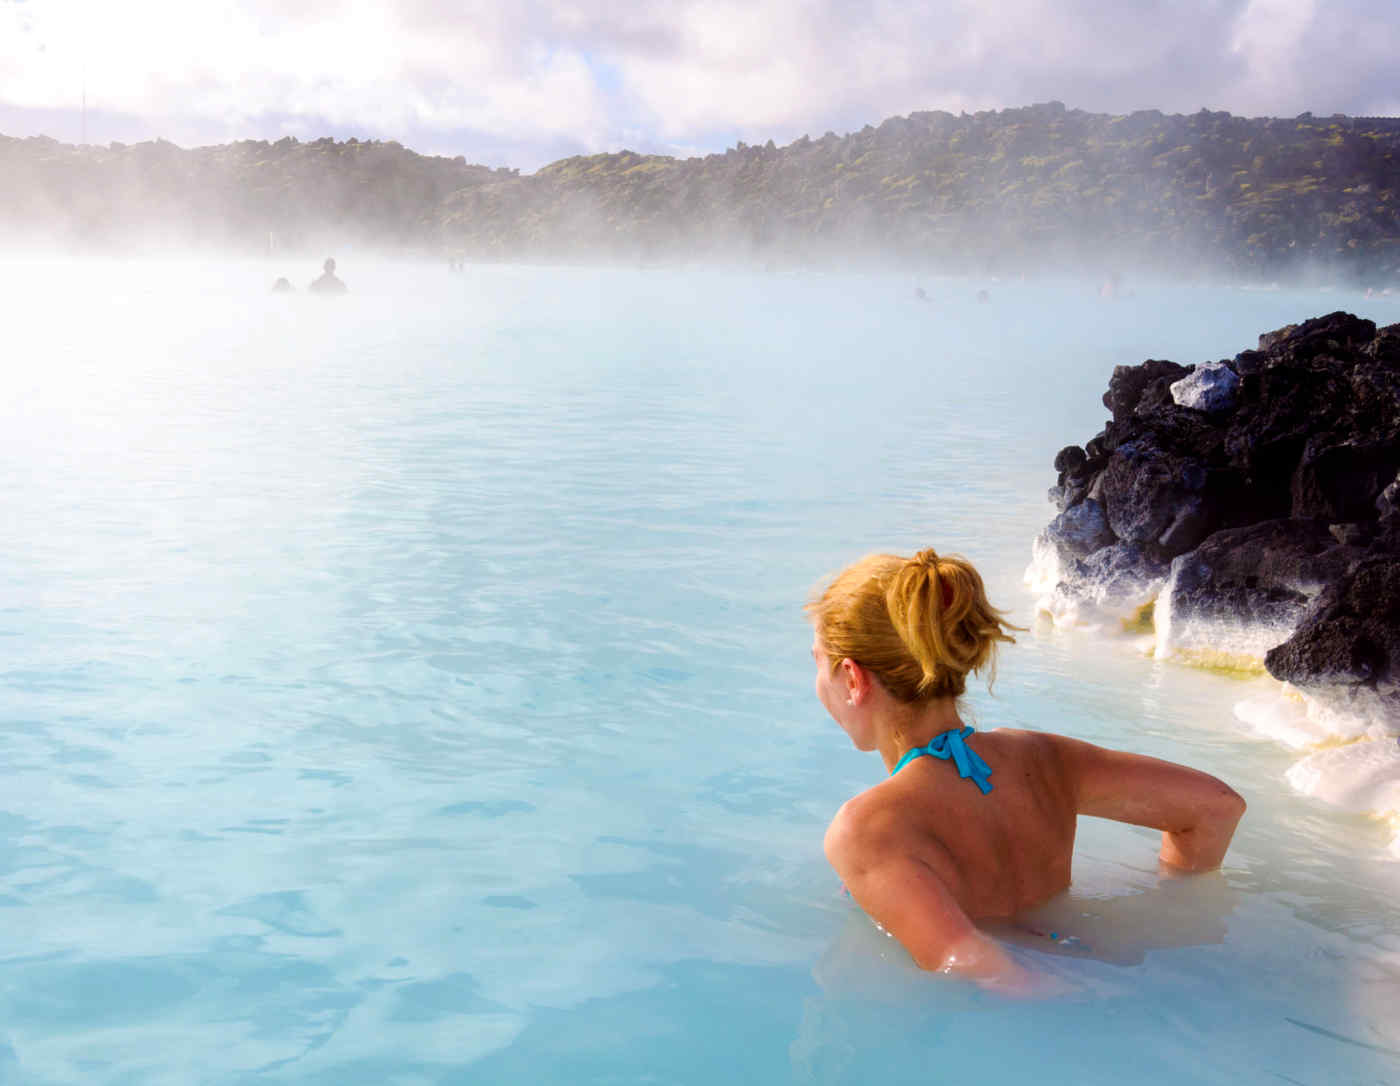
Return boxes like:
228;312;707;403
2;0;1398;171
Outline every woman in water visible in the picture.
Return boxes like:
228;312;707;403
808;548;1246;990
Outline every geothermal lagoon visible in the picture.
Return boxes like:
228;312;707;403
1;257;1398;1083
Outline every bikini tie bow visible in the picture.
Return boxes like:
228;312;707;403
890;725;993;794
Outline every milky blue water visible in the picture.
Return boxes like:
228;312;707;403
2;258;1399;1084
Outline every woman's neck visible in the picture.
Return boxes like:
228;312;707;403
875;697;966;774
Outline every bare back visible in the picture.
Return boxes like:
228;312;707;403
872;728;1077;919
824;725;1245;979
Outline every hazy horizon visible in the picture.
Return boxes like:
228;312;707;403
3;1;1399;172
8;97;1399;178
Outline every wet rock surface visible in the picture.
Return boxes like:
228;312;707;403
1059;542;1168;618
1035;312;1400;714
1266;553;1400;697
1159;521;1364;655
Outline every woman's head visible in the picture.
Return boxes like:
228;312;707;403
806;548;1018;703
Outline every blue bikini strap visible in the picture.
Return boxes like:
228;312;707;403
889;726;993;794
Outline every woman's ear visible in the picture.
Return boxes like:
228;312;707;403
841;658;871;706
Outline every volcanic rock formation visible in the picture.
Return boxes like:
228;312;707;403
1030;311;1400;723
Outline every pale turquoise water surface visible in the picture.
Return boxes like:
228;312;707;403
2;258;1399;1083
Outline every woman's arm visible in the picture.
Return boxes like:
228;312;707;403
824;799;1027;987
1056;736;1246;871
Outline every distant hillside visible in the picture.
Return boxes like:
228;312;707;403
5;102;1400;281
0;133;513;252
440;103;1400;280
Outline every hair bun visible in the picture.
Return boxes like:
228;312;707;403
807;548;1021;703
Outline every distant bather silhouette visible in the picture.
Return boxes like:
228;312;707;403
309;257;348;295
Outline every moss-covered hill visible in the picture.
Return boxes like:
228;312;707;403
442;103;1400;280
5;101;1400;281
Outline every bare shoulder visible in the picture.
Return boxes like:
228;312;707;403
970;727;1069;776
824;780;958;877
977;727;1063;755
821;784;1015;978
1041;732;1246;826
824;785;913;867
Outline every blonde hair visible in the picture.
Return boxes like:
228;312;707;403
805;548;1020;701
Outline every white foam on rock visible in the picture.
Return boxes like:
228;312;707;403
1286;737;1400;814
1292;682;1400;741
1024;531;1065;605
1063;580;1161;633
1154;594;1290;672
1153;615;1291;671
1026;530;1400;857
1232;683;1379;748
1234;687;1324;749
1152;557;1302;671
1024;536;1163;632
1025;533;1091;630
1234;680;1400;855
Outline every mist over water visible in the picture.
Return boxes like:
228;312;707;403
2;256;1399;1084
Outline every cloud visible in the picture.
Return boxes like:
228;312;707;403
0;1;1396;168
1227;0;1400;117
0;1;614;156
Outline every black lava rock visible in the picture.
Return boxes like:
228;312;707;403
1037;312;1400;714
1265;557;1400;690
1291;436;1400;522
1102;359;1191;423
1054;445;1087;474
1165;520;1361;641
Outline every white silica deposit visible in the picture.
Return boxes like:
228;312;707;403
1030;544;1400;857
1151;558;1304;671
1024;535;1163;632
1232;683;1392;747
1024;534;1074;622
1284;731;1400;858
1286;735;1400;813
